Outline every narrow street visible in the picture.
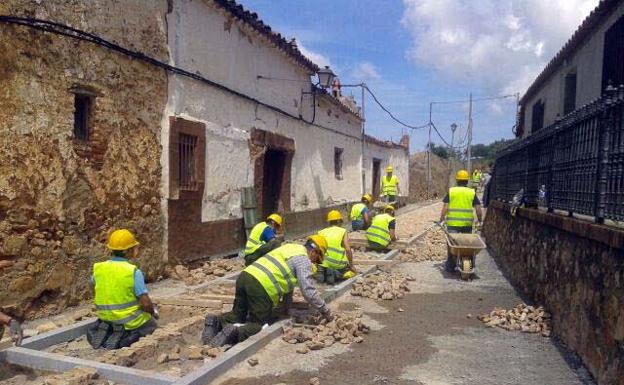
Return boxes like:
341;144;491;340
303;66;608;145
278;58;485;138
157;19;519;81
208;213;594;385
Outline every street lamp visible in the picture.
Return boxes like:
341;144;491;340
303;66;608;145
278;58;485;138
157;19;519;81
317;66;335;88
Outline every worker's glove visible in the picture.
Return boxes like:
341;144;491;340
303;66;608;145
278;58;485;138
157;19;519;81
9;319;23;346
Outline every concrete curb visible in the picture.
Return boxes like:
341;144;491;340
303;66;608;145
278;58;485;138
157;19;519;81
1;347;176;385
19;318;97;351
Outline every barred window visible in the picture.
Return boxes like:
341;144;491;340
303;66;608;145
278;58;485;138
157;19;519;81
334;147;344;180
73;94;92;141
178;133;199;191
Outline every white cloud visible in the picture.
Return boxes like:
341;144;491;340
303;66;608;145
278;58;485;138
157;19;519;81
351;62;382;81
297;42;333;69
401;0;599;95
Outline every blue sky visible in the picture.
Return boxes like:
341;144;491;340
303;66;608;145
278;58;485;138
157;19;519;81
242;0;598;152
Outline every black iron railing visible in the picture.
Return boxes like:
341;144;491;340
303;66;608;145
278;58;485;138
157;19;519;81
493;84;624;223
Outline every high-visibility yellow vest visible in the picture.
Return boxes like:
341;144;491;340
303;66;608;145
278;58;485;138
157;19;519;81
350;203;366;221
93;260;152;330
244;243;302;306
366;213;394;247
245;222;269;256
382;175;399;196
472;171;481;183
319;226;348;270
446;186;475;228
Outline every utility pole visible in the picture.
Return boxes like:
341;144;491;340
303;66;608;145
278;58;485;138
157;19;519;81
426;102;433;198
361;83;366;195
467;93;473;173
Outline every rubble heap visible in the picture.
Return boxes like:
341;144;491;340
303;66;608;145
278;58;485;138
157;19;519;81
478;303;552;337
170;258;244;285
349;272;413;300
282;313;369;354
399;227;446;262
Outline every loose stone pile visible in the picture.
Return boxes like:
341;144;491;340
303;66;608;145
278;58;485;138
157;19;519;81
478;303;552;337
350;272;413;300
282;313;370;354
171;258;244;285
399;227;447;262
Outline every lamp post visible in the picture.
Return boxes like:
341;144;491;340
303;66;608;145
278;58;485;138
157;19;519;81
448;123;457;188
316;66;336;89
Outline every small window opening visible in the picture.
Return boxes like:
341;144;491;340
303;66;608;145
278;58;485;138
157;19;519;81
334;147;344;180
563;73;577;115
179;133;199;191
531;99;545;133
73;94;92;141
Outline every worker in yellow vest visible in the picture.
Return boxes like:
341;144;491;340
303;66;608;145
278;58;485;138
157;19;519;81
366;205;398;251
350;194;373;230
316;210;355;283
381;166;400;203
472;169;482;189
244;213;283;266
87;229;158;349
439;170;483;272
202;236;333;347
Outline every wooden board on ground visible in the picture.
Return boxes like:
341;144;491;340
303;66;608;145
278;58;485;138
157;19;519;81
197;294;235;304
353;259;398;265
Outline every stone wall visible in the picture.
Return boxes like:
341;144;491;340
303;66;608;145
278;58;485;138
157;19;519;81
483;201;624;384
0;1;169;319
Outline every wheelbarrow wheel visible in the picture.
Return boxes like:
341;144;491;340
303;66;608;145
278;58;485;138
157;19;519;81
460;257;472;281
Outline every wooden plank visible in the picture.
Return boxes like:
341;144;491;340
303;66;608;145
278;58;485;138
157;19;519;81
353;259;398;265
20;318;97;351
152;297;223;308
197;294;235;304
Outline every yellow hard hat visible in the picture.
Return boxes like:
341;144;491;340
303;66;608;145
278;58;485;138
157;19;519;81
107;229;139;251
386;165;393;172
267;213;283;227
456;170;469;181
384;205;395;215
326;210;343;223
308;234;328;255
362;194;373;203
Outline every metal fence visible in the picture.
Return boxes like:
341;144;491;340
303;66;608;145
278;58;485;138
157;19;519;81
492;84;624;223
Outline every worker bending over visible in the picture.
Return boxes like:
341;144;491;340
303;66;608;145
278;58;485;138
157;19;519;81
366;205;397;252
381;166;400;204
439;170;483;272
202;236;333;347
87;229;158;350
316;210;355;283
244;214;283;266
0;311;23;346
350;194;373;230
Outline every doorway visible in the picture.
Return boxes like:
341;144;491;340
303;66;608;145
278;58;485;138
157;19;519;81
372;158;381;199
262;149;287;217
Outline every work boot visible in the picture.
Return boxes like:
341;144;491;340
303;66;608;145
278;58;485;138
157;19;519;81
207;324;239;347
201;315;222;345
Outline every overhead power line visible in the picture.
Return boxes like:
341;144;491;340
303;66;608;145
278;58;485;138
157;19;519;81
362;85;431;130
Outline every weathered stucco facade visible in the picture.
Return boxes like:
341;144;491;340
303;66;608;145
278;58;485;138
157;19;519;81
363;134;410;200
0;1;169;317
0;0;410;316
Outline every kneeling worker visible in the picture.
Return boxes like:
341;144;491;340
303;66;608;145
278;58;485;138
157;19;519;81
202;235;333;347
244;214;283;266
350;194;373;230
317;210;355;283
366;205;397;252
87;229;158;350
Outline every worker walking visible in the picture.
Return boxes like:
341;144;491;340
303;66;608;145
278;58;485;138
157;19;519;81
366;205;398;252
439;170;483;273
202;236;333;347
316;210;355;283
244;214;283;266
381;166;400;204
350;194;373;230
87;229;158;350
471;169;482;189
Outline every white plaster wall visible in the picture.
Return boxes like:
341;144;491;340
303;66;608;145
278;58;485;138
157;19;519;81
363;141;410;196
523;3;624;137
165;0;365;222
